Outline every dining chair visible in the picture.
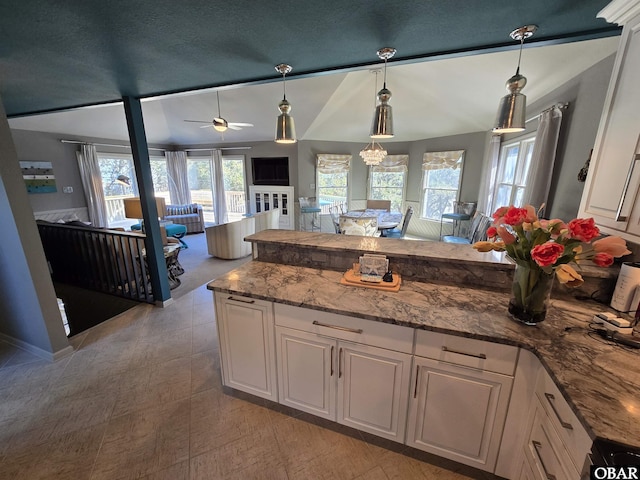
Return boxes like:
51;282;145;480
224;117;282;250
366;199;391;211
385;206;413;238
339;214;378;236
328;202;346;233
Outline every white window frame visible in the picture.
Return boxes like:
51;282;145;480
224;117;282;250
490;134;536;212
420;150;465;221
367;155;408;212
316;154;351;210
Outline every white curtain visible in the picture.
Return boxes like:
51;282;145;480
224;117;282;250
524;106;563;213
76;143;108;227
211;149;228;224
166;150;191;205
422;150;464;171
373;154;409;173
316;154;351;174
477;135;501;215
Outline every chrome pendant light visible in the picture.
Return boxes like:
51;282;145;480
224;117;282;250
493;25;537;134
370;47;396;139
275;63;297;144
360;69;388;165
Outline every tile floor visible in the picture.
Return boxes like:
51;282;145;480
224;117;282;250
0;284;503;480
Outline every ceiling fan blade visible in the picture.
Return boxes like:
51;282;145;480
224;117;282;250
227;125;242;130
229;122;254;127
199;125;214;129
184;120;211;124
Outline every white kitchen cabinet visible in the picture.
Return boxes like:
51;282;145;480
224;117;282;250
274;304;413;442
214;292;278;401
406;330;516;472
578;1;640;239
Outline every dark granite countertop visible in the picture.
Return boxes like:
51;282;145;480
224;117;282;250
208;260;640;449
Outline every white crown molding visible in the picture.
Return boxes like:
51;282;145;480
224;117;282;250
598;0;640;25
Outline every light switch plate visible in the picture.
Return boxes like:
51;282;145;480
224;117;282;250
62;186;73;193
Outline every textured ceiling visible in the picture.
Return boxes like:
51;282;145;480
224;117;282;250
0;0;621;118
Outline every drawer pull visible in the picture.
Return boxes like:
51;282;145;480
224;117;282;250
544;393;573;430
313;320;363;334
330;345;334;377
339;347;343;378
532;440;557;480
615;153;640;222
227;296;255;304
442;346;487;360
414;365;420;398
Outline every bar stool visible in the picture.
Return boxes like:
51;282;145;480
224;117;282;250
439;212;471;240
299;197;321;231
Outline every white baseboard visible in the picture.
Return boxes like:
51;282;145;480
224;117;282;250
0;332;73;362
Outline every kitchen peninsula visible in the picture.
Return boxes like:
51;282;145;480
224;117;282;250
207;230;640;478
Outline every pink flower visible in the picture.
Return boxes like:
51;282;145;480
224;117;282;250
492;207;509;223
502;207;528;226
524;205;538;223
592;252;614;267
486;226;497;239
496;225;516;245
593;236;631;257
531;242;565;267
567;218;600;242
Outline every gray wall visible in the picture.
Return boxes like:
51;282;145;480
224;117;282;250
0;101;69;358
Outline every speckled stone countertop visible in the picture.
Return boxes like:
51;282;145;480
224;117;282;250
208;260;640;449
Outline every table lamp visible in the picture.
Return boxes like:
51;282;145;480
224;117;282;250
123;197;166;232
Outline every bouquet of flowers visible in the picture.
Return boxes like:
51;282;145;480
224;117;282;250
473;205;631;324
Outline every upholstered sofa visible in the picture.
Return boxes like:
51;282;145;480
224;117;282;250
206;208;280;259
164;203;205;233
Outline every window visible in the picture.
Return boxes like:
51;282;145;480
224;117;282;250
420;150;465;220
368;155;408;212
491;135;535;212
316;154;351;211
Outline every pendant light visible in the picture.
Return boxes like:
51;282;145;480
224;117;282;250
493;25;537;134
274;63;297;144
360;69;388;165
370;47;396;139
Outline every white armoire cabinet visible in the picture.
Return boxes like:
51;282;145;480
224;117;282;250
249;185;294;230
214;292;278;402
274;304;413;443
578;0;640;240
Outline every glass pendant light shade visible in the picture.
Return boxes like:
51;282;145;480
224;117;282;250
492;25;537;134
274;64;297;144
493;73;527;133
275;98;297;144
371;87;394;138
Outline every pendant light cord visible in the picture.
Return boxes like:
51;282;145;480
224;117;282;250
282;72;287;101
382;58;388;89
216;91;222;117
515;35;525;76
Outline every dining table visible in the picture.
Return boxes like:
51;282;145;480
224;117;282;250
344;209;403;236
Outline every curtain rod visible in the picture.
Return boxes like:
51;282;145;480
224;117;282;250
525;102;569;123
60;139;251;151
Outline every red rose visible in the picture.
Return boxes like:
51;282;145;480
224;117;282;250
486;226;497;238
492;207;509;222
592;252;614;267
502;207;528;226
531;242;565;267
567;218;600;242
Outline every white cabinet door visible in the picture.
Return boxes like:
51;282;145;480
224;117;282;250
579;14;640;235
406;357;513;472
276;326;336;419
214;292;277;401
338;342;411;443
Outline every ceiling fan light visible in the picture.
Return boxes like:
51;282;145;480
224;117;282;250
213;117;228;132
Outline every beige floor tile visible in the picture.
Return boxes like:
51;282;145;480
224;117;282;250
192;322;216;355
130;325;193;365
90;397;190;480
189;387;273;457
190;349;221;394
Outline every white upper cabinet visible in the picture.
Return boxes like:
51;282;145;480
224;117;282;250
579;0;640;239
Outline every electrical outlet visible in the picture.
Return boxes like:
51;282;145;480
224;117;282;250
62;186;73;194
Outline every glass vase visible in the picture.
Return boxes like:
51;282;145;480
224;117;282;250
508;264;554;325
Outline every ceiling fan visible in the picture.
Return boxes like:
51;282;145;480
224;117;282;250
184;91;254;132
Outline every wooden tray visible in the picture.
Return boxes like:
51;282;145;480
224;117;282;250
340;269;401;292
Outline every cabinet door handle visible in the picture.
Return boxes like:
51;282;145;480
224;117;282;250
330;345;334;377
544;393;573;430
442;346;487;360
615;153;640;222
532;440;557;480
312;320;363;334
227;296;255;304
414;365;420;398
339;347;343;378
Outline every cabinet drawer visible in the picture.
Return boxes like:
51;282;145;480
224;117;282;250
274;303;414;354
535;370;592;472
415;330;517;375
217;293;274;311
